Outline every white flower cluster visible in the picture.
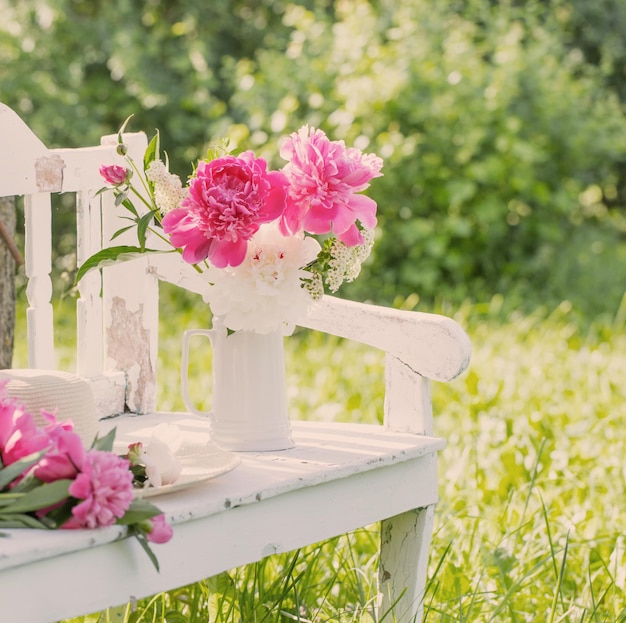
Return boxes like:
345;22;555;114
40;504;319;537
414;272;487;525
304;271;324;300
145;159;187;214
325;228;375;293
203;224;322;335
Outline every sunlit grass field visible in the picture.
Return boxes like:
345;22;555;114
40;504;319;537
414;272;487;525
13;288;626;622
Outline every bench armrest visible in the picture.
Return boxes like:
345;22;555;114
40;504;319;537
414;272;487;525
299;295;471;382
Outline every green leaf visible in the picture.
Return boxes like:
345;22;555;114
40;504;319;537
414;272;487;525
42;498;75;528
0;514;50;529
131;528;160;572
117;114;134;142
75;246;163;283
144;131;160;170
116;498;162;525
207;571;236;595
128;526;159;571
0;450;47;490
111;225;136;240
137;210;156;249
91;427;117;452
1;479;72;514
102;605;128;623
121;198;139;217
114;191;128;207
0;493;21;506
9;472;45;494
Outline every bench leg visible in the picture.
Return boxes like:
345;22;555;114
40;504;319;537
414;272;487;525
378;505;435;623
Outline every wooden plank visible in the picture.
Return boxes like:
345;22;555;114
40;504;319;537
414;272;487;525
379;506;436;622
301;296;471;382
0;103;49;197
51;140;137;193
384;353;433;434
96;132;160;414
24;193;54;369
76;188;104;378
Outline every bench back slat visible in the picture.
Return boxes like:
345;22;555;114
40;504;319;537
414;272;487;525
24;192;55;368
76;188;104;378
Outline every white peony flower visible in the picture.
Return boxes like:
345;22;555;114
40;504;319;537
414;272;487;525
135;423;183;488
203;223;321;335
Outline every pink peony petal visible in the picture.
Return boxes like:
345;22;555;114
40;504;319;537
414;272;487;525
346;194;378;229
35;412;86;482
208;237;248;268
337;224;364;246
1;410;50;468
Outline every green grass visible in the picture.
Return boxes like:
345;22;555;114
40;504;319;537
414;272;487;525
13;288;626;622
425;296;626;621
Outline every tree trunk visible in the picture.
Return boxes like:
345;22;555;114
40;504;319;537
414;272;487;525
0;196;18;369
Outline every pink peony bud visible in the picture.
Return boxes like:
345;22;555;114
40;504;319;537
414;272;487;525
145;514;173;544
126;441;144;465
99;164;129;186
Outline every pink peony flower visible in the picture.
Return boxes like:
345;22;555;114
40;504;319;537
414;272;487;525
145;514;173;544
162;152;288;268
279;126;383;246
34;410;87;483
0;382;50;468
65;449;134;529
99;164;129;186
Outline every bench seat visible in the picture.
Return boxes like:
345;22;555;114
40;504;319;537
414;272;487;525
0;413;444;623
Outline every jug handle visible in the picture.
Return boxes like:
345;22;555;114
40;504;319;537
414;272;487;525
181;329;215;417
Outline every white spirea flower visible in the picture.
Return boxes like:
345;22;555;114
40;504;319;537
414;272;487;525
146;160;187;214
203;223;321;335
325;228;375;293
305;272;324;300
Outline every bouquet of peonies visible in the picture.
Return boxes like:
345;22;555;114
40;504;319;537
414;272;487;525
77;123;383;334
0;381;173;570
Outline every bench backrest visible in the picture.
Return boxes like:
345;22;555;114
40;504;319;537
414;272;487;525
0;102;471;434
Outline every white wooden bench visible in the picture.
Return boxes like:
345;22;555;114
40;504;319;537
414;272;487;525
0;102;471;623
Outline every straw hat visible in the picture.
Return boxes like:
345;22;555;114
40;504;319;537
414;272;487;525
0;369;99;446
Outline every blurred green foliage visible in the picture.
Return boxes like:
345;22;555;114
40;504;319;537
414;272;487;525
1;0;625;315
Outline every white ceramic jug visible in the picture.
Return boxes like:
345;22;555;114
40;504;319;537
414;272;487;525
181;320;294;451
